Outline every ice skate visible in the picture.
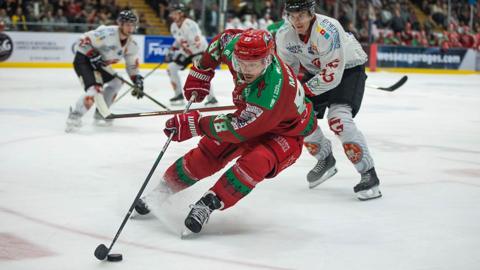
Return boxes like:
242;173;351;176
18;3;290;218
131;181;173;218
65;107;82;133
169;93;185;106
307;152;338;189
354;167;382;201
93;109;113;127
182;192;223;236
204;96;218;106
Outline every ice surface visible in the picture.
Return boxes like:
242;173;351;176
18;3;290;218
1;68;479;270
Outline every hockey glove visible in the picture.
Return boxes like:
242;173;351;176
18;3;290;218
164;111;202;142
184;66;214;103
130;74;144;99
164;47;177;63
89;52;105;70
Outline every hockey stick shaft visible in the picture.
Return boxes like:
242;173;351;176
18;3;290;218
105;105;236;119
101;66;171;111
105;93;197;256
112;63;162;105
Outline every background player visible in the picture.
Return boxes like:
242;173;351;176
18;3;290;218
65;10;144;132
276;0;381;200
165;2;217;106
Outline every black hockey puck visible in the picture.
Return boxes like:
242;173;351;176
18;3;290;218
107;253;123;262
94;244;108;260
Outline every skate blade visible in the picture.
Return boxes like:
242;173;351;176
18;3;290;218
308;167;338;189
93;120;113;127
356;185;382;201
180;227;196;239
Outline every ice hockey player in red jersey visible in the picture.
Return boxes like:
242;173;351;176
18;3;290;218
134;29;317;235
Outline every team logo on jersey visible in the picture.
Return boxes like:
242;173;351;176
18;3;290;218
311;58;321;68
0;33;13;62
316;26;331;39
343;142;363;164
286;44;301;54
304;142;319;155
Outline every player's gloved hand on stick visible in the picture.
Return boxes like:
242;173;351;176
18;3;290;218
89;51;105;70
183;66;214;103
164;47;177;63
130;74;144;99
164;111;202;142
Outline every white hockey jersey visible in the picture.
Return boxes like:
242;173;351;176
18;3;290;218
170;18;208;56
276;14;368;95
76;25;140;77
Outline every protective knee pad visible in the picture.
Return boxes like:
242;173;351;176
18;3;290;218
327;104;374;172
210;145;276;209
103;78;123;106
303;125;332;160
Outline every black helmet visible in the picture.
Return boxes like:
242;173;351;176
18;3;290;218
169;2;187;13
285;0;316;13
117;10;138;23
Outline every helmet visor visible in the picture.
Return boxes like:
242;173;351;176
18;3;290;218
232;53;272;76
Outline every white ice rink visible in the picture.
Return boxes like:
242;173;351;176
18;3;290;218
1;68;479;270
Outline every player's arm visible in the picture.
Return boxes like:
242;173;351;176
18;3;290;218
304;21;346;95
197;102;282;143
183;29;243;102
275;32;301;74
124;40;143;98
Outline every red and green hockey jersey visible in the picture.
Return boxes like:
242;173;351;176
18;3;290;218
197;29;317;143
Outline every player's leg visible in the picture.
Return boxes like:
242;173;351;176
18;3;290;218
304;95;337;188
93;75;120;125
327;104;381;200
184;135;303;234
304;125;337;188
66;53;104;132
167;62;185;105
326;65;381;200
134;137;242;215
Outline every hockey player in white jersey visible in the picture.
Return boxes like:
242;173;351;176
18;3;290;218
276;0;381;200
65;10;143;132
164;3;217;106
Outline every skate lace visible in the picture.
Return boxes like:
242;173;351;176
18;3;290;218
360;172;371;183
312;159;327;173
188;203;212;224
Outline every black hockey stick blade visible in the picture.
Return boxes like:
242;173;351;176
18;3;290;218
375;75;408;92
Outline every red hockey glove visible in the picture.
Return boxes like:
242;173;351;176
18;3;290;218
164;111;202;142
183;66;214;102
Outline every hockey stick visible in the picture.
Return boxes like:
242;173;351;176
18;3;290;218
94;93;197;262
112;63;162;105
104;105;236;119
366;76;408;92
101;66;171;111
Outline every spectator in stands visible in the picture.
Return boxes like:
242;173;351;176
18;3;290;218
41;9;55;31
0;8;11;29
137;12;150;34
55;8;68;31
11;6;27;31
390;8;406;34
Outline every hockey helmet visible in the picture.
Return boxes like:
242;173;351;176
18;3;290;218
169;2;188;13
117;10;138;24
234;29;274;61
285;0;316;13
